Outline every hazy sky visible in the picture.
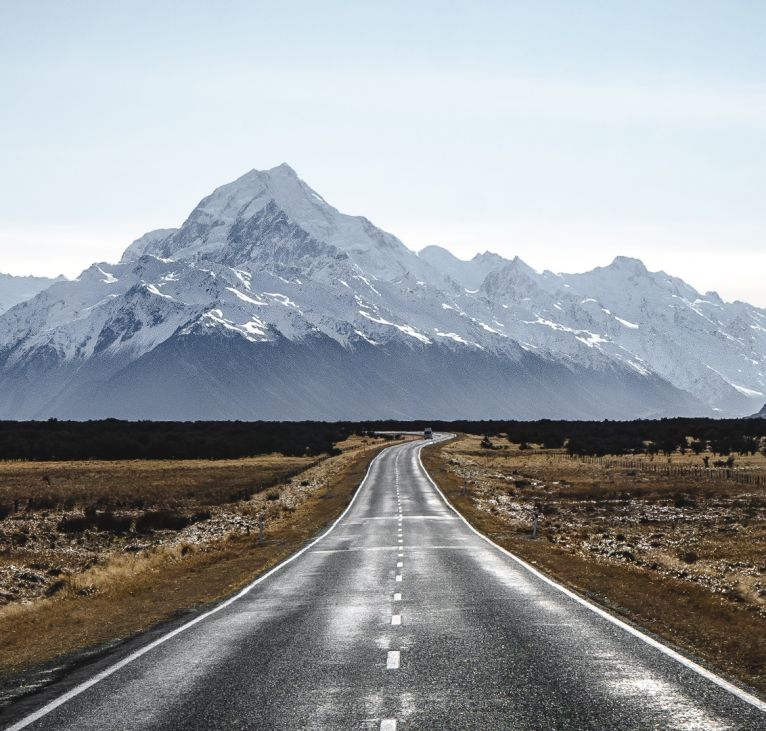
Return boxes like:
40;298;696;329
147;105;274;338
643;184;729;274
2;1;765;305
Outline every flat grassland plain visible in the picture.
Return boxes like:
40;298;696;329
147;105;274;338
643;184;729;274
423;435;766;695
0;434;401;701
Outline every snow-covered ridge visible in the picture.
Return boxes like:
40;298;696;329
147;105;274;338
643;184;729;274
1;164;764;418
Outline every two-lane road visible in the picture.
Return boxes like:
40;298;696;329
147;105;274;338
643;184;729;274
5;436;765;729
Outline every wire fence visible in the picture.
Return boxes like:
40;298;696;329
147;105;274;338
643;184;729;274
563;454;766;487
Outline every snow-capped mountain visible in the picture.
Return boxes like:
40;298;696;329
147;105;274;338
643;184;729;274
0;273;64;315
0;164;762;420
465;254;766;414
750;404;766;419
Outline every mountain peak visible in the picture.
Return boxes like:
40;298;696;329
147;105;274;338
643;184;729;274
510;255;534;270
482;256;540;293
419;246;508;289
267;162;298;176
608;256;648;274
117;165;423;281
490;255;537;278
472;250;507;265
238;163;299;184
221;164;311;205
419;244;457;260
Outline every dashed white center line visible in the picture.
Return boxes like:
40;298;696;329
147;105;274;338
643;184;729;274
381;720;397;731
386;651;400;669
391;614;401;626
394;593;402;601
395;574;402;582
397;561;403;568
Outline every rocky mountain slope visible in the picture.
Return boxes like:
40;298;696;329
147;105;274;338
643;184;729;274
0;164;762;420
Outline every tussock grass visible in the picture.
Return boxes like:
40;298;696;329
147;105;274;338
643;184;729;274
0;455;316;513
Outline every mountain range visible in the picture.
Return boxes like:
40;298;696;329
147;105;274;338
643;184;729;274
1;163;764;420
0;273;64;315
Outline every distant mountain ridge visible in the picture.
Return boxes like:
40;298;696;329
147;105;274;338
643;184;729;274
0;272;64;315
0;164;763;420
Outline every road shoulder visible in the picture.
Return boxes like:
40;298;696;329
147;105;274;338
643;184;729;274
421;435;766;700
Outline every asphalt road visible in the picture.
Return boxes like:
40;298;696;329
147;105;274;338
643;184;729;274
4;436;765;730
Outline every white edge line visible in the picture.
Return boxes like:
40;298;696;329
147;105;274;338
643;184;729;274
417;436;766;714
6;447;390;731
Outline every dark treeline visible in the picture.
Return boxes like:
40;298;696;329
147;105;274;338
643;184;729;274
0;420;356;460
353;418;766;457
1;417;765;461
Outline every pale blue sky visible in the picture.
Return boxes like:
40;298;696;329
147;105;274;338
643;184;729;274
1;1;765;304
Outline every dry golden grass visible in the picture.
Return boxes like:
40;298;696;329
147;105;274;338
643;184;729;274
0;435;398;680
0;454;316;510
423;435;766;695
461;440;766;467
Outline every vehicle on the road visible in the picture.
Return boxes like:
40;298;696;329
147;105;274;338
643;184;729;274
423;427;433;439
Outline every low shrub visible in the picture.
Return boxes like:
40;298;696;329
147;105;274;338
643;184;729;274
58;515;93;533
135;510;191;533
95;511;132;533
